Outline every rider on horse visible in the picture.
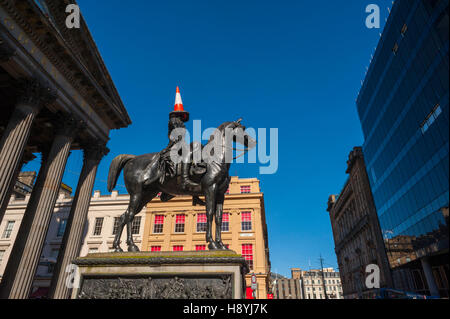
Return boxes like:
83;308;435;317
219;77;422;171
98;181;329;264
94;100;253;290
143;86;199;190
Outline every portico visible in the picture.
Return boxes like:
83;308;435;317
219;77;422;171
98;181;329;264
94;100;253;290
0;0;130;299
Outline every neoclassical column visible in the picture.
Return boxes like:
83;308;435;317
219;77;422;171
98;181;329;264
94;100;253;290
0;113;81;299
0;78;56;225
0;150;36;217
48;139;109;299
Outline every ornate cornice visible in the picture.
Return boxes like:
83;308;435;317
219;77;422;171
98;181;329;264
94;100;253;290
0;0;131;128
0;36;15;62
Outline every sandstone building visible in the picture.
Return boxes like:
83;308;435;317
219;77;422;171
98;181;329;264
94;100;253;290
272;267;343;299
327;147;392;298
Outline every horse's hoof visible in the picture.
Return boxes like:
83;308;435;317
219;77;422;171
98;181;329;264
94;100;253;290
215;241;228;250
208;242;219;250
113;247;123;252
128;244;140;252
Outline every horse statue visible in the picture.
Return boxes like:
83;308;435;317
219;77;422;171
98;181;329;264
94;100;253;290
107;119;256;252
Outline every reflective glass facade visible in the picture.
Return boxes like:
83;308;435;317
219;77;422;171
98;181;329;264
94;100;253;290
356;0;449;295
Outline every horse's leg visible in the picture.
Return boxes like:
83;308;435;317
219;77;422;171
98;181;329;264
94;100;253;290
204;184;218;250
113;211;127;252
125;193;142;252
126;190;159;252
214;193;227;250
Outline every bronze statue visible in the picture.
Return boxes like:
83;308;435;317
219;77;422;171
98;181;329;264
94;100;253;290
107;87;256;252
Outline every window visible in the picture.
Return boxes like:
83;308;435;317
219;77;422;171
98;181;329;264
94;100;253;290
221;213;230;232
392;42;399;55
47;249;59;273
57;219;67;237
240;185;251;193
241;212;252;231
0;250;5;264
421;104;442;134
242;244;253;270
173;245;183;251
131;216;141;234
196;213;207;232
93;218;103;236
112;217;120;235
195;245;206;251
2;221;15;239
151;246;161;252
50;248;59;258
175;214;185;233
153;215;164;233
401;23;408;36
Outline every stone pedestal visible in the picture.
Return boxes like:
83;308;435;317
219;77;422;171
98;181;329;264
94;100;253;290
71;250;249;299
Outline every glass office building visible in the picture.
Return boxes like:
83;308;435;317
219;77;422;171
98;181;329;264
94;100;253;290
356;0;449;297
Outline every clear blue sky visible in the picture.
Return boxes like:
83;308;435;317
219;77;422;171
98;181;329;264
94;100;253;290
24;0;393;277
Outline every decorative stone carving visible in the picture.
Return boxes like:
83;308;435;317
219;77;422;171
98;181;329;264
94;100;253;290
0;37;16;62
78;275;233;299
82;139;110;164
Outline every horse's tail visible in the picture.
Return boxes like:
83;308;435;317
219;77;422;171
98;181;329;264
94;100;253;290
107;154;136;192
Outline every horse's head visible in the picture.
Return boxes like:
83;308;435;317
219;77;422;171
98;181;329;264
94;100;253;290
227;118;257;149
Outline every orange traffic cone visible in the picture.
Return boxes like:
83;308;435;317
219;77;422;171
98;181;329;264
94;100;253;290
169;86;189;122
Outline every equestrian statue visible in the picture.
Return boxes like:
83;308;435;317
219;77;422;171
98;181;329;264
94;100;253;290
107;87;256;252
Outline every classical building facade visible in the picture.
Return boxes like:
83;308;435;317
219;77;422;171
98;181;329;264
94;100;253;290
293;268;343;300
355;0;449;297
327;147;392;299
1;186;146;297
0;0;130;299
272;268;343;299
142;177;271;299
272;278;302;299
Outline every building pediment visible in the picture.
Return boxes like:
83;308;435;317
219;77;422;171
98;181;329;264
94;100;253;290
1;0;131;129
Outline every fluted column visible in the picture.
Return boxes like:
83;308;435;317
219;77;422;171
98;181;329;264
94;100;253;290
48;140;109;299
0;78;56;225
0;151;36;218
0;113;81;299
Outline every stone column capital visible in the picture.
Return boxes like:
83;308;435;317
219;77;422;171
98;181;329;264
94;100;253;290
53;112;85;138
82;139;110;164
16;77;57;112
0;37;16;63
